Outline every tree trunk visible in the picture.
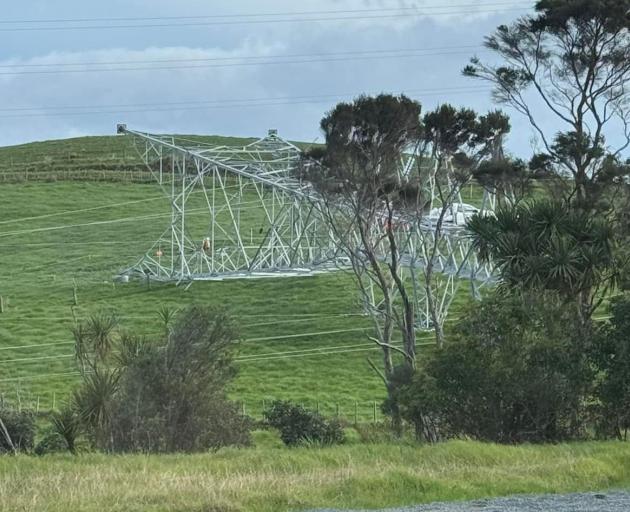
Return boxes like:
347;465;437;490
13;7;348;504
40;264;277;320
0;416;16;455
389;400;403;437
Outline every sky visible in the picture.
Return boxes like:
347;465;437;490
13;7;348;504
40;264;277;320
0;1;538;155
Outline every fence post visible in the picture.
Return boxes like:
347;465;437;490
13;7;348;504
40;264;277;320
354;401;358;426
335;403;340;418
72;278;78;306
0;296;4;313
373;401;377;424
52;392;56;411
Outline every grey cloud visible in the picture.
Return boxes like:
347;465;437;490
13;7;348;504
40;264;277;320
0;1;537;156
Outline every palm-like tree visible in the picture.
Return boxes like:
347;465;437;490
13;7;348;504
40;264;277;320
73;369;120;451
86;314;118;362
51;406;81;454
468;199;618;324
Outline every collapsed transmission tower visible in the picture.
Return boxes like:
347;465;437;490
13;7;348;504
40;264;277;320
117;125;495;328
117;124;337;281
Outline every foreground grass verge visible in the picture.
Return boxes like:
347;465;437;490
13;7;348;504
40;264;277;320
1;440;629;512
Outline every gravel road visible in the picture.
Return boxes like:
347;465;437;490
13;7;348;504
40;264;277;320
306;490;630;512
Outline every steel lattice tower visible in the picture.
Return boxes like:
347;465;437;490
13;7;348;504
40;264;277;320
117;124;495;328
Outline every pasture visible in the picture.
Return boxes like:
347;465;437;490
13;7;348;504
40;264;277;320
0;135;475;417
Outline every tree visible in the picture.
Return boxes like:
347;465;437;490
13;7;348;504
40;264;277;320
307;94;423;382
304;94;427;434
70;313;121;450
417;105;509;346
464;0;630;210
471;110;532;207
397;291;592;443
592;294;630;439
468;199;619;326
69;306;250;452
306;95;512;432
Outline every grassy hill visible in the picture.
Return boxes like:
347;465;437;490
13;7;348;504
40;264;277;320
0;134;475;419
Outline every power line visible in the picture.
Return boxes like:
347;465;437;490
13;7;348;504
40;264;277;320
0;354;73;364
0;88;491;119
236;340;437;362
0;343;410;382
0;49;488;76
0;311;363;321
0;210;182;238
0;85;488;113
241;316;363;329
0;5;533;32
0;313;613;356
0;371;81;383
0;45;483;70
0;3;532;25
238;336;436;360
244;327;367;343
0;195;164;225
0;327;370;361
0;336;437;366
0;341;74;351
0;199;302;238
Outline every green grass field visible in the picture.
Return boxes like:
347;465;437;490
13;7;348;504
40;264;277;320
0;136;627;512
0;134;502;417
2;439;630;511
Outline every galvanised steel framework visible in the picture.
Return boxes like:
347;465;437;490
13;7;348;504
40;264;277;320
117;125;337;282
117;125;495;328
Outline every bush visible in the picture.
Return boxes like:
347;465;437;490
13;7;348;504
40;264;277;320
591;295;630;439
71;306;252;453
0;406;36;453
50;406;81;454
263;401;345;446
397;292;592;443
34;429;70;456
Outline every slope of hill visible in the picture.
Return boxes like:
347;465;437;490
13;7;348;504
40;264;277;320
0;134;471;419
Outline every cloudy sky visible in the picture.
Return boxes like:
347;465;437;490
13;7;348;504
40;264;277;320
0;1;536;154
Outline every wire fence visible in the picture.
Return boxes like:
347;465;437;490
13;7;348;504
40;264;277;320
0;169;155;184
0;388;387;424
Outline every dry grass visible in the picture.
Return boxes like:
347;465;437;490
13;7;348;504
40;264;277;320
1;440;630;511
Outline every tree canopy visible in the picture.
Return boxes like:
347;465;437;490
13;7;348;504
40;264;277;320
464;0;630;209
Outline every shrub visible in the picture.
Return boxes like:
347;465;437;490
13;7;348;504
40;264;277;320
0;405;36;454
71;306;252;453
263;401;345;446
591;295;630;440
397;292;592;443
50;406;81;454
34;429;69;456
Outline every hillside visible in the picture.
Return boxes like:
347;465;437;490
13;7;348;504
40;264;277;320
0;134;473;419
0;133;317;183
